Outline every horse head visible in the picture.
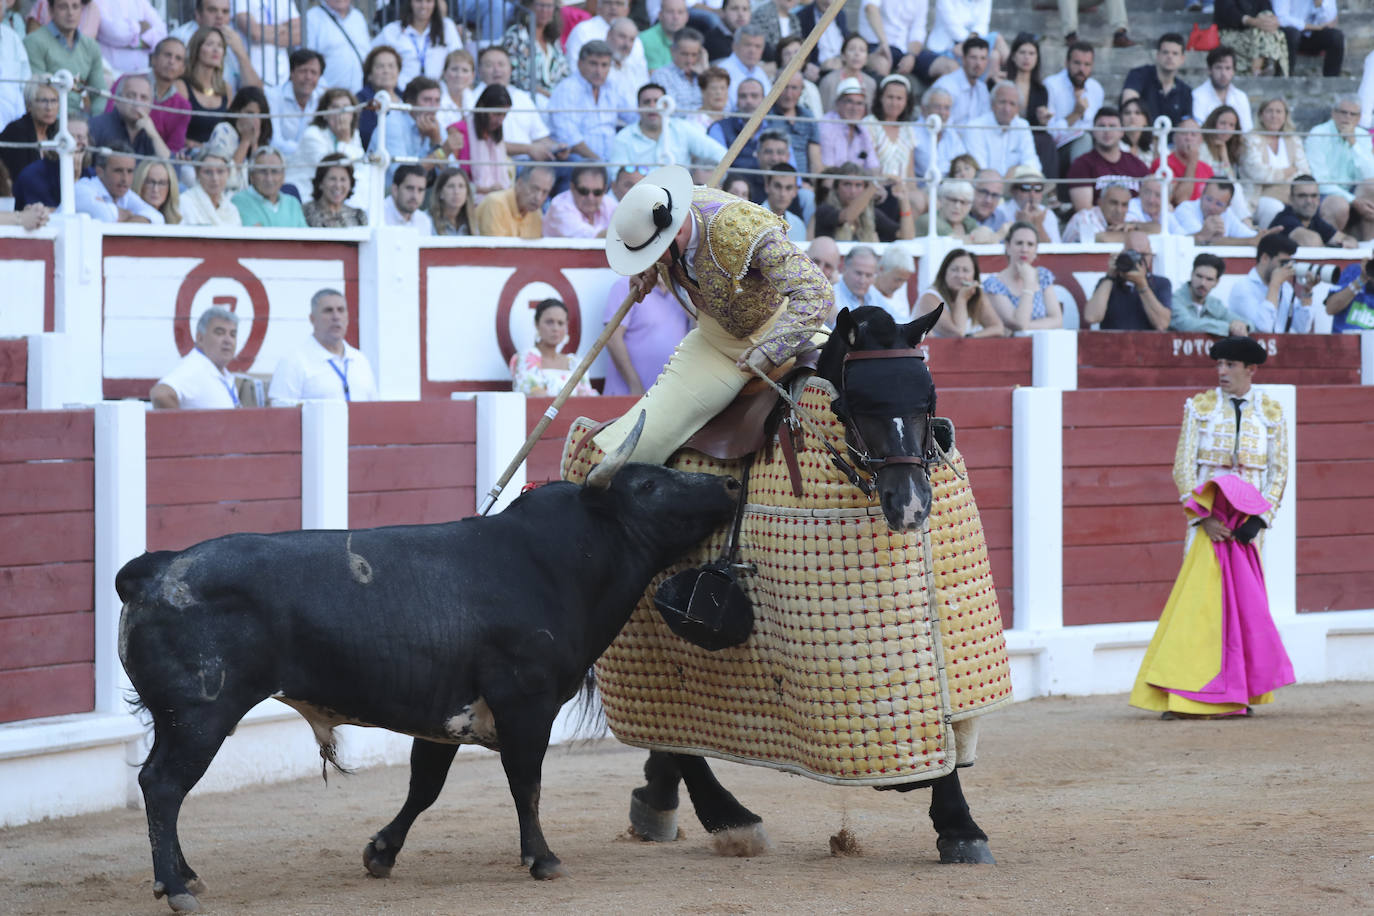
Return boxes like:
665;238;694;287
817;304;944;532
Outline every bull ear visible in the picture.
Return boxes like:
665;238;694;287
903;303;942;348
586;410;646;489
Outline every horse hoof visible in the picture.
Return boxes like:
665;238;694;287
710;823;772;858
183;877;206;896
530;857;567;880
937;837;996;864
166;892;201;912
629;792;679;842
363;839;393;878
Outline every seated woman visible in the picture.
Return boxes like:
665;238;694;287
818;34;876;113
947;153;978;182
1215;0;1289;75
0;77;59;183
427;166;478;235
509;298;597;397
177;27;234;152
357;45;402;149
134;159;181;225
1199;105;1253;221
463;84;514;206
914;180;998;243
180;152;242;226
501;0;569;99
691;67;731;132
1119;97;1156;167
917;247;1008;339
303;152;368;227
982;221;1064;332
287;87;367;204
437;48;476;127
1240;96;1311;222
205;86;272;192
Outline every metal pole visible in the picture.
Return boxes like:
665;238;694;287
54;70;75;216
371;90;393;224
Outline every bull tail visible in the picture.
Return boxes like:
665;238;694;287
569;667;607;742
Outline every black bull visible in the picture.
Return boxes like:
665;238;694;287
116;415;739;913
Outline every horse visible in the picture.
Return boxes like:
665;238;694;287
561;304;1010;867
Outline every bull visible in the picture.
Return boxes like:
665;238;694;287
116;415;740;913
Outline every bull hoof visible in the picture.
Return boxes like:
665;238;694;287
530;856;566;880
166;892;201;912
709;823;772;858
629;792;679;842
363;837;394;878
937;836;996;864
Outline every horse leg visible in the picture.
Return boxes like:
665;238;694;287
929;770;995;864
629;751;683;842
364;739;460;878
674;754;771;856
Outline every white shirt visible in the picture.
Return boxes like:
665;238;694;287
269;336;378;405
1171;198;1257;239
1360;48;1374;128
995;198;1062;242
306;5;372;94
383;195;434;234
927;0;992;53
931;70;990;129
74;175;166;224
267;81;324;158
1228;266;1314;333
1044;68;1104;148
1125;197;1171;231
464;82;550;145
1273;0;1337;31
372;19;463;89
1062;206;1107;243
959;112;1038;175
719;53;772;108
858;0;929;51
180;184;243;226
232;0;295;84
0;23;32;127
1191;80;1254;133
912;123;965;182
564;15;610;65
157;347;239;409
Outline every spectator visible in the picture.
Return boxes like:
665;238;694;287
287;87;365;203
565;0;627;63
303;152;368;227
549;41;624;168
983;221;1064;331
1199;106;1251;218
719;22;770;107
1275;0;1343;77
818;34;876;114
180;152;242;225
0;203;52;231
708;78;774;170
612;82;726;171
864;74;917;182
653;26;706;114
1003;34;1058;182
1216;0;1288;76
357;45;402;149
1270;174;1356;246
133;157;181;224
914;179;996;242
691;65;731;131
1063;180;1133;243
1159;116;1213;206
460;83;515;205
476;164;554;237
606;17;650;99
1171;253;1252;335
1121;33;1191;127
268;49;325;158
1124;175;1166;233
1304;96;1374;233
1241;97;1311;215
1193;46;1254;132
502;0;570;98
471;46;559;162
912;86;965;183
997;165;1061;243
1171;176;1258;246
918;247;1008;338
95;0;166;73
177;26;233;150
26;0;99;38
384;163;434;233
1066;106;1151;211
149;306;241;409
870;245;917;321
602;273;691;396
206;85;272;192
750;0;798;62
1082;230;1172;330
13;114;90;210
1119;97;1156;167
930;35;990;129
372;76;444;186
0;78;59;182
90;74;172;160
75;144;165;223
763;163;807;241
927;0;1008;79
268;288;379;406
858;0;956;84
808;235;841;284
812;163;879;241
607;163;642;204
169;0;258;93
968;168;1006;232
1228;231;1314;332
818;77;877;170
142;38;192;155
702;0;750;62
961;81;1038;178
722;172;751;198
306;0;371;94
1324;255;1374;332
233;0;300;85
639;0;683;71
509;298;597;397
1059;0;1132;47
428;166;477;235
948;153;978;180
542;163;614;237
798;0;849;77
436;48;474;126
1363;47;1374;129
23;0;105;114
771;71;822;179
233;147;307;227
834;245;886;312
775;34;825;123
0;11;29;129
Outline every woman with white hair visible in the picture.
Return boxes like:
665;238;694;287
180;152;242;226
0;77;60;183
915;181;997;243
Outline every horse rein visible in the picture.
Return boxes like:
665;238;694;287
838;349;939;478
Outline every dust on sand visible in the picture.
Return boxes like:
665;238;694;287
3;684;1371;915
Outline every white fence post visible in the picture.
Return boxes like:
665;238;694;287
53;215;103;404
358;228;421;401
25;333;66;409
1030;329;1079;390
1258;383;1298;622
473;391;529;515
93;401;146;714
301;401;349;530
1360;331;1374;385
1012;386;1064;632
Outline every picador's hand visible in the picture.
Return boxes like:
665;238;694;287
737;348;777;375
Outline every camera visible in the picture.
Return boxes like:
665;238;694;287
1114;249;1144;275
1294;263;1341;285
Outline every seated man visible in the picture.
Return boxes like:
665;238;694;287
543;165;616;239
611;82;727;175
89;74;171;161
269;288;378;406
651;26;707;113
476;165;555;239
1228;232;1315;333
995;165;1061;242
808;235;841;285
960;82;1038;179
549;41;628;170
383;164;434;234
1324;256;1374;332
150;307;243;409
710;78;782;171
1171;179;1259;246
1063;180;1132;244
1082;230;1172;330
763;164;808;241
748;129;811;223
1065;106;1151;212
1276;0;1344;77
970;169;1007;233
871;244;917;321
1270;174;1358;248
1124;176;1165;234
268;49;325;159
233;147;307;228
74;144;164;224
1304;96;1374;232
371;77;443;187
833;245;886;312
1170;253;1251;336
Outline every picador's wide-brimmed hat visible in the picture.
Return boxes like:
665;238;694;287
1209;335;1267;365
606;165;693;276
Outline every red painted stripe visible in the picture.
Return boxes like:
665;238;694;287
349;488;475;528
1064;581;1174;626
1064;465;1179;507
0;563;94;619
1064;427;1176;468
1297;571;1374;613
1064;504;1182;546
0;338;26;383
0;410;94;462
0;664;94;724
146;408;301;458
1296;461;1374;500
1297;535;1374;576
1063;541;1182;587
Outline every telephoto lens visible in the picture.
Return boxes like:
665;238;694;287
1295;263;1342;285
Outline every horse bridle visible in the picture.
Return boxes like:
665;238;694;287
833;348;938;483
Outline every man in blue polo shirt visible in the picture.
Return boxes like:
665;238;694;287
1324;258;1374;332
1121;33;1192;126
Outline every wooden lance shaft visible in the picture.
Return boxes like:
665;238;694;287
476;0;847;516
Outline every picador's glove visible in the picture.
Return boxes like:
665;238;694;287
1233;516;1266;544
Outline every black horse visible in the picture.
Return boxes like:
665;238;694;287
625;304;997;866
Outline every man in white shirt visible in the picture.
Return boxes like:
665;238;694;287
470;46;557;161
1044;41;1104;168
607;17;650;100
833;246;886;312
995;165;1062;242
1274;0;1345;78
382;164;434;234
930;36;990;129
74;145;165;224
928;0;1008;75
960;81;1038;178
719;22;771;107
233;0;298;86
1171;179;1259;245
1228;232;1315;333
268;49;324;158
871;245;917;321
762;163;807;241
268;288;379;405
565;0;629;63
1063;181;1131;243
305;0;370;94
1191;46;1253;132
150;307;242;409
0;20;31;127
858;0;956;83
610;82;727;168
170;0;258;92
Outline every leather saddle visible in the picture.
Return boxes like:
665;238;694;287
682;348;822;460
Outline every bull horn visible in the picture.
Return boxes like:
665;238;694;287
586;411;646;489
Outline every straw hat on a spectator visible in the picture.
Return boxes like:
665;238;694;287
834;76;865;99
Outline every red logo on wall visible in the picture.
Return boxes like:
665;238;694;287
493;267;581;364
173;259;270;372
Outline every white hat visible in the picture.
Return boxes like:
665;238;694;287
835;76;865;98
606;165;693;276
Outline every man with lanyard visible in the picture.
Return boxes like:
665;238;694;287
150;307;244;409
306;0;370;93
595;164;833;464
268;288;379;405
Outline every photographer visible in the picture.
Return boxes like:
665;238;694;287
1083;230;1172;330
1227;233;1315;333
1324;258;1374;332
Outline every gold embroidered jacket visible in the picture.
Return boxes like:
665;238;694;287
1172;387;1288;526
